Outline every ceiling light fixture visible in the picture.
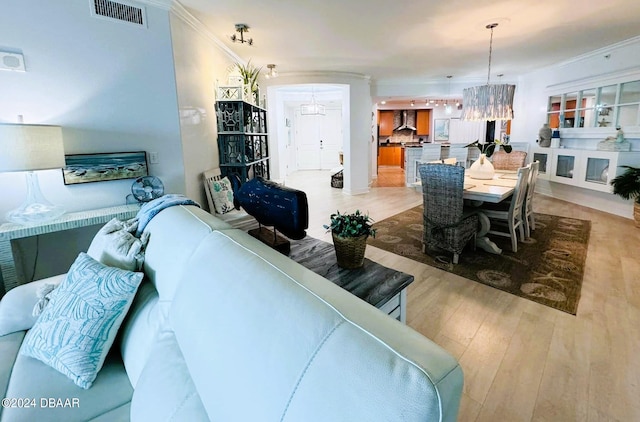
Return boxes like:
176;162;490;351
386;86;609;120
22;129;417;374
461;23;515;121
410;100;415;107
300;86;326;116
230;23;253;45
265;64;278;79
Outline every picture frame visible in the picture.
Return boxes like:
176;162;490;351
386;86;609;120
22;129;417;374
62;151;148;185
433;119;450;141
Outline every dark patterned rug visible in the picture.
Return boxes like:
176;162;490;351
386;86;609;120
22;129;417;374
367;206;591;315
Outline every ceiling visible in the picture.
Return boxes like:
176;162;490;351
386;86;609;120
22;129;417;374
176;0;640;87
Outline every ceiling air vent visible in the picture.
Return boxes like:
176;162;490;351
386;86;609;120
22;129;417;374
91;0;146;27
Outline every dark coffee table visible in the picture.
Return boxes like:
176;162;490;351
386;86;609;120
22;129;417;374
288;236;414;323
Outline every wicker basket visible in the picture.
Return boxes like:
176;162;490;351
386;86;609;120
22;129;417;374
331;170;343;189
332;233;368;269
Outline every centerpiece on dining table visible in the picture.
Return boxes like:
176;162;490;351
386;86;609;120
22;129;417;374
464;139;512;179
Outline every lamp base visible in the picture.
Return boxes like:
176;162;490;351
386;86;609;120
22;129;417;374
6;171;65;225
7;203;65;225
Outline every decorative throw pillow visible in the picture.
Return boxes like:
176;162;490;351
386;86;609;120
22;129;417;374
20;253;144;389
87;218;149;271
210;176;235;214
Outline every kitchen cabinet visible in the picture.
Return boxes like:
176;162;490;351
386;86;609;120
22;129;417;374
416;110;430;135
378;145;402;166
379;111;394;136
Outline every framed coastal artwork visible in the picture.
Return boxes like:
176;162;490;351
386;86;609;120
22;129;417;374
434;119;450;141
62;151;148;185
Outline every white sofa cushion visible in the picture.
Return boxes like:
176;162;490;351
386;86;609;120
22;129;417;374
0;275;65;336
20;253;144;389
118;281;160;387
166;229;462;421
2;349;132;422
130;329;208;421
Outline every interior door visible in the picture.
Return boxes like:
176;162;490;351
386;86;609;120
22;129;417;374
319;108;342;169
294;108;343;170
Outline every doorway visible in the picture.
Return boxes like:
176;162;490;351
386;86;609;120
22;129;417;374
294;107;343;170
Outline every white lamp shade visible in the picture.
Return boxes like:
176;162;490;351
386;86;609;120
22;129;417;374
461;84;516;121
0;124;65;172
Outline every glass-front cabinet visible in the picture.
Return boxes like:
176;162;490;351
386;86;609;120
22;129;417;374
550;150;579;184
544;149;640;193
531;148;550;180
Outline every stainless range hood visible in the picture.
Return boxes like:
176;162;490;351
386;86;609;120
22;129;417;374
394;110;416;131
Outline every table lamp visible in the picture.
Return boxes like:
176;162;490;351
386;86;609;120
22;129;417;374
0;123;66;224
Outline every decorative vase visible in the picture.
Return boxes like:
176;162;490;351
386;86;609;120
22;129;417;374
538;123;552;147
468;153;495;180
332;233;368;269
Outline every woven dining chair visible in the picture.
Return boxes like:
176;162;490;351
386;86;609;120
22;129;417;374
419;164;479;264
523;161;540;238
491;150;527;171
480;165;530;252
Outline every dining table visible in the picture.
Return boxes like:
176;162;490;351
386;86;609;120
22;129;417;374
463;170;518;254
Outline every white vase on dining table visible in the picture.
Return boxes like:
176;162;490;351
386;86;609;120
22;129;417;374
468;153;495;180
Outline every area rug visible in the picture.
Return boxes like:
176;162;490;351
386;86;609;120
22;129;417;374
367;206;591;314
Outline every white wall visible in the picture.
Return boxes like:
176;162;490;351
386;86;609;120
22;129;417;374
0;0;183;222
0;0;182;284
169;12;237;209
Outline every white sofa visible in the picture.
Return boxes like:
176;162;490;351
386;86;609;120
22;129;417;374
0;205;463;421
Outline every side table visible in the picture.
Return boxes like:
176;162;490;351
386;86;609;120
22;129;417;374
288;237;414;323
0;204;140;295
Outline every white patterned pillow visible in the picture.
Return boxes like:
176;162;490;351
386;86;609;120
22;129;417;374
210;176;235;214
20;253;144;389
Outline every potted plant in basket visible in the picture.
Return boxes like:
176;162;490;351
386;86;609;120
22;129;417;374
611;165;640;228
464;139;513;179
324;210;376;269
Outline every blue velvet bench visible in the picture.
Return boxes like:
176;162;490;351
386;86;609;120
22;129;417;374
235;177;309;253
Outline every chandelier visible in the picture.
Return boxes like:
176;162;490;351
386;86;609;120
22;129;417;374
300;87;326;116
461;23;515;121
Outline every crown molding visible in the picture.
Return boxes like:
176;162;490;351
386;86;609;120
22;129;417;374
137;0;242;63
555;35;640;69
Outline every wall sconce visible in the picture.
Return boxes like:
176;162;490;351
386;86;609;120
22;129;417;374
230;23;253;45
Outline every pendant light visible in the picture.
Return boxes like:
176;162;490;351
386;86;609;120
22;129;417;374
300;86;326;116
445;76;453;115
461;23;515;121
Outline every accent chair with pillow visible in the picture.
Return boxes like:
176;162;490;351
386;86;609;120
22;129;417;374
0;203;464;421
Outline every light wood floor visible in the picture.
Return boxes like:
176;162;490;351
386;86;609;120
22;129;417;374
371;166;406;187
285;170;640;422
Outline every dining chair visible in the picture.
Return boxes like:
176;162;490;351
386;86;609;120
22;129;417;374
480;165;530;252
492;150;527;171
420;144;442;162
419;164;479;264
448;145;469;168
523;161;540;238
